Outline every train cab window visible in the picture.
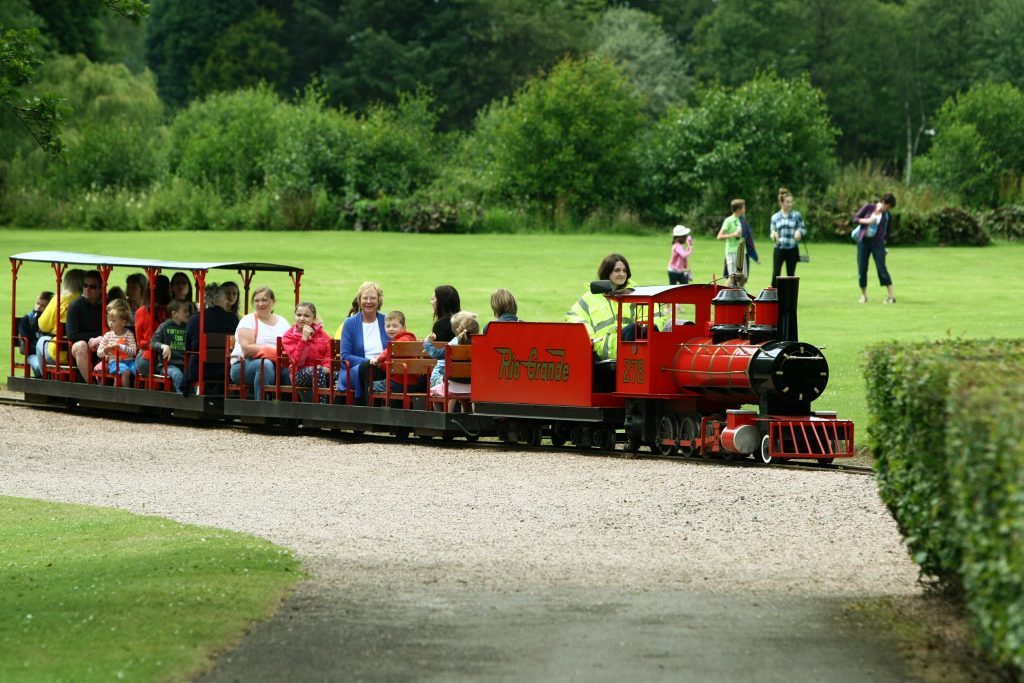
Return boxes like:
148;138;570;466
656;303;694;332
624;303;651;343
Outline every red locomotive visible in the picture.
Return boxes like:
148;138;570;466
472;277;853;464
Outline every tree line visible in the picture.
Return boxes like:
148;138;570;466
2;0;1023;237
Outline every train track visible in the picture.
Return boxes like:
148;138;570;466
1;395;875;476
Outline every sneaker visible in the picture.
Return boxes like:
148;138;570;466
858;295;867;303
883;296;896;304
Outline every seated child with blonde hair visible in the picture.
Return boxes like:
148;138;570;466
370;311;423;394
429;311;479;398
96;300;138;385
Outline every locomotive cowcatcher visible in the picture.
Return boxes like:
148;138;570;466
471;277;854;464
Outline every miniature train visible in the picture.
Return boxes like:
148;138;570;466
8;251;853;464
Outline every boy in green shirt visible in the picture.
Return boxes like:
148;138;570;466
717;198;745;279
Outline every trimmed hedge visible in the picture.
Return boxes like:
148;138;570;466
864;339;1024;673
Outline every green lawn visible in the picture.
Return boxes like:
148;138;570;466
2;229;1023;428
0;496;301;682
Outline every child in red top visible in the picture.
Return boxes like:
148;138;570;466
281;301;332;391
370;311;420;393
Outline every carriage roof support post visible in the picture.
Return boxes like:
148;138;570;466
50;261;67;375
192;269;208;395
97;265;114;334
144;267;162;385
239;269;255;315
290;270;303;308
9;258;21;379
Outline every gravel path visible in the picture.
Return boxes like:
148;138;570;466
0;404;919;598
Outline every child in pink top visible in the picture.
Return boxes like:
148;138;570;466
667;225;694;284
281;301;332;391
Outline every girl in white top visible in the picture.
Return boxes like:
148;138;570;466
229;286;292;398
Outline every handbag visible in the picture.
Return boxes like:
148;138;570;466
254;346;278;361
250;318;279;360
798;242;810;263
851;225;862;241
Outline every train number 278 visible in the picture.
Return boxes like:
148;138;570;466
621;359;646;384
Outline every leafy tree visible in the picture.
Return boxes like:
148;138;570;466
192;8;292;96
917;82;1024;208
589;7;690;116
38;54;165;191
638;73;838;219
145;0;256;107
477;56;645;216
28;0;105;59
689;0;805;86
314;0;586;130
0;0;147;156
970;0;1024;91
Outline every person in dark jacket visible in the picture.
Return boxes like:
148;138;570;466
185;284;239;392
68;271;104;380
149;300;190;393
854;192;897;304
17;291;54;355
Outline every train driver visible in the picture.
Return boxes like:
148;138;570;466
565;253;639;361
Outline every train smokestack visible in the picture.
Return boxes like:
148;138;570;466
776;276;799;342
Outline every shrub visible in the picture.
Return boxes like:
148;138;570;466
865;340;1024;577
140;178;226;231
168;86;283;200
947;366;1024;672
865;338;1024;679
979;205;1024;241
933;207;991;246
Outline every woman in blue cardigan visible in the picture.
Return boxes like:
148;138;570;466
335;281;388;402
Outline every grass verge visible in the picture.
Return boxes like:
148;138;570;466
0;496;302;682
845;594;1011;683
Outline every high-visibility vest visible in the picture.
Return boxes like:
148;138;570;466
565;281;638;360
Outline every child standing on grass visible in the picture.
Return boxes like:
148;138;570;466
718;199;745;279
370;311;421;394
149;300;190;394
667;225;693;284
97;303;138;386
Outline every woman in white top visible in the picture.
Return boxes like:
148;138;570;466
230;286;291;398
335;281;389;402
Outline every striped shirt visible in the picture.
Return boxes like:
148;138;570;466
770;210;806;249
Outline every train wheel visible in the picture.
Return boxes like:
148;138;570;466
550;423;570;448
817;458;834;466
592;427;617;452
656;415;679;456
394;427;411;440
758;435;773;465
526;423;543;448
464;433;480;443
572;426;592;450
678;415;699;458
